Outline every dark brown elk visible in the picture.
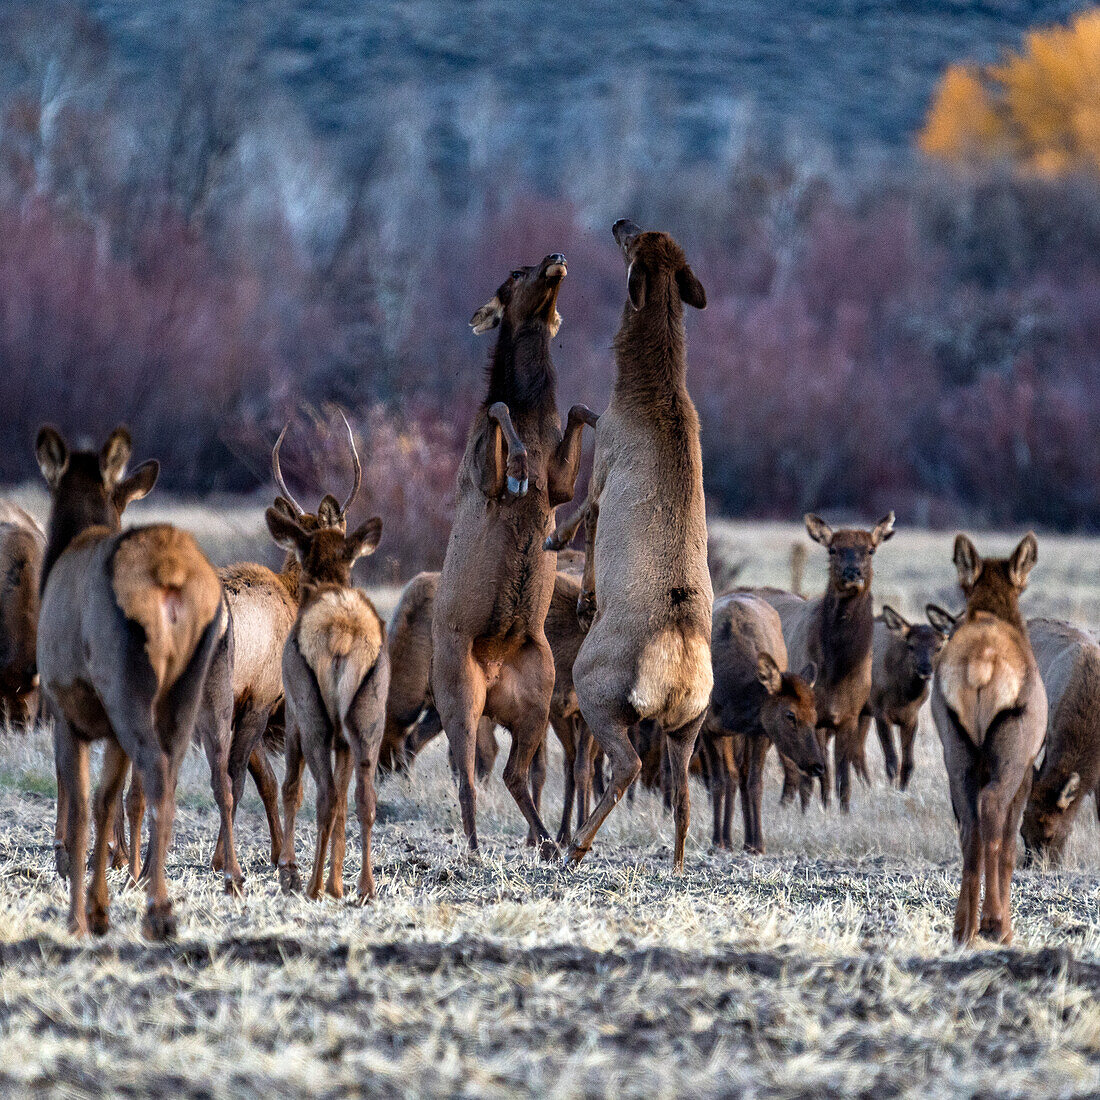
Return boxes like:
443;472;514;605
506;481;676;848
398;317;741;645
759;512;895;812
854;604;953;790
1020;617;1100;866
704;591;823;852
431;254;596;857
0;501;45;728
931;533;1046;945
558;220;712;870
266;500;389;902
36;426;224;938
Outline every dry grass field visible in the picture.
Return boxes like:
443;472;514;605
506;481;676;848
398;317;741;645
2;498;1100;1097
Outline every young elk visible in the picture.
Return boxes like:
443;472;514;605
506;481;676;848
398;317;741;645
267;491;389;902
431;254;596;857
760;512;895;812
0;501;45;728
556;220;712;870
1020;617;1100;866
855;604;953;791
932;533;1046;945
36;427;224;938
704;592;823;853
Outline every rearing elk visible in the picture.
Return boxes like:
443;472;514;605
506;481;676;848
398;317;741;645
431;254;596;857
932;533;1046;945
37;427;224;939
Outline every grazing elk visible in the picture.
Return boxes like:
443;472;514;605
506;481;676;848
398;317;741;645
1020;617;1100;866
759;512;895;812
266;498;389;902
931;533;1046;945
704;591;823;853
36;426;224;938
557;220;712;870
854;604;953;791
0;501;45;728
431;254;596;857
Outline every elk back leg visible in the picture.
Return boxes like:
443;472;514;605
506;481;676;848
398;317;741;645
742;735;770;854
326;739;352;899
87;740;129;935
664;713;706;871
247;743;283;867
54;720;90;936
279;719;305;894
526;729;548;847
550;713;577;846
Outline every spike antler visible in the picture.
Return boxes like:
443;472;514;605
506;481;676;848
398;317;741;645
271;424;305;517
339;410;362;519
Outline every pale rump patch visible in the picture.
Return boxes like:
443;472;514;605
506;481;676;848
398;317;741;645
299;588;384;725
628;627;713;730
112;525;221;688
939;617;1027;744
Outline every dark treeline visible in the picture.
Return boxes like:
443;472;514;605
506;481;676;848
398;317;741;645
1;3;1099;582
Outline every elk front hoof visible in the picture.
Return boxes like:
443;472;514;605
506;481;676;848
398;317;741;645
507;475;529;496
544;534;562;551
54;845;70;879
279;865;302;896
325;880;344;900
537;839;560;862
980;915;1010;943
564;843;587;867
142;902;176;941
87;903;110;937
224;873;245;897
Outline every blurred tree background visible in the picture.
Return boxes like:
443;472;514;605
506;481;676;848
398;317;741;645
1;2;1099;579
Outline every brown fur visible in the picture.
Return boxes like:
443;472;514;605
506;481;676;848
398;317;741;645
757;512;895;813
0;503;45;727
431;253;595;857
931;532;1047;945
561;220;712;871
1020;618;1100;865
36;426;223;940
704;592;823;853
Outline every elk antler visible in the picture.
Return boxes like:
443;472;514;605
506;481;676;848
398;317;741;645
339;410;362;519
271;424;304;516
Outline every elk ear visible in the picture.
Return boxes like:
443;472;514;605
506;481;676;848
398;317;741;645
870;512;896;547
99;426;132;485
799;662;818;689
265;507;310;559
35;426;69;488
756;653;783;694
676;264;707;309
925;603;957;638
113;459;159;511
270;496;298;520
345;517;383;563
953;534;982;589
1055;772;1080;811
627;261;647;311
880;605;908;636
470;296;504;335
804;514;833;547
317;495;342;528
1009;532;1038;589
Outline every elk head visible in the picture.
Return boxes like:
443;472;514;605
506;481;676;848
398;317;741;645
470;254;567;338
881;605;946;683
265;510;382;591
805;512;895;597
1021;769;1080;866
36;426;159;585
611;219;706;312
951;532;1037;621
756;654;824;778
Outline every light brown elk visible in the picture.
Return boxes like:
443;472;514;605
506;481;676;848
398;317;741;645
1020;617;1100;866
760;512;895;813
267;497;389;902
703;591;823;852
559;220;712;870
854;604;953;790
431;254;596;857
36;426;224;938
0;501;45;728
931;533;1046;945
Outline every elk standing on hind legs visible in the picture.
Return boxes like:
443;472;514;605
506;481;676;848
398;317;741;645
556;220;712;871
267;488;389;902
932;533;1046;945
431;254;596;858
36;426;224;939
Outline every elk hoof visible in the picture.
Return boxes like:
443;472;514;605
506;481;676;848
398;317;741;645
544;534;562;551
54;844;70;879
507;475;529;496
576;592;596;631
564;843;587;867
537;839;560;862
142;902;176;941
224;873;245;897
87;903;110;937
279;864;302;896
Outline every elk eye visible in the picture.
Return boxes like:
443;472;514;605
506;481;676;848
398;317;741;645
511;270;524;280
785;710;796;723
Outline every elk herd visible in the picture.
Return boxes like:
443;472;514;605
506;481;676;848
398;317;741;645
1;221;1098;948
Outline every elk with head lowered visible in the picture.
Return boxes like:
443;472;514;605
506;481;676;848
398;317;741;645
431;253;596;857
0;500;45;729
36;426;224;939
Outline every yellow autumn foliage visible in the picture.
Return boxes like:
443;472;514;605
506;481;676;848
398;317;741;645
919;10;1100;174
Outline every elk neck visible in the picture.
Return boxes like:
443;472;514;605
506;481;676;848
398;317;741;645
279;551;303;602
41;497;115;594
484;319;557;415
612;283;688;406
818;584;874;683
964;566;1025;631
